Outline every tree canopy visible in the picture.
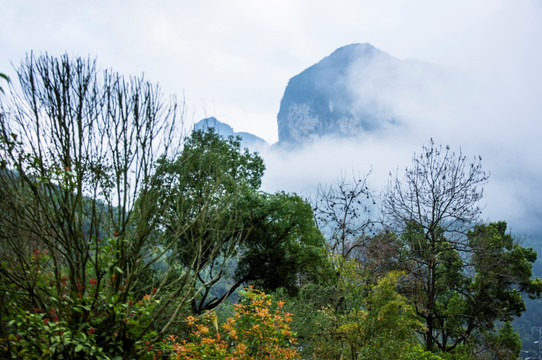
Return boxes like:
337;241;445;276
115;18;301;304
0;54;539;359
148;129;327;313
382;140;541;355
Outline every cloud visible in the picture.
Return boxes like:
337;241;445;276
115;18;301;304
1;0;540;232
259;1;542;233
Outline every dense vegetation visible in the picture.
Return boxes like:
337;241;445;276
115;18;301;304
0;54;540;359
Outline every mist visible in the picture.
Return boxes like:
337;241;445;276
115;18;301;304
2;1;540;233
260;36;542;234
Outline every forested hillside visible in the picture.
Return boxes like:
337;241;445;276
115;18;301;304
1;55;540;359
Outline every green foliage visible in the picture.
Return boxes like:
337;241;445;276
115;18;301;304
0;240;163;359
236;191;328;295
1;55;539;359
149;129;328;313
0;53;328;357
485;322;522;359
290;258;425;360
403;348;445;360
151;129;264;211
395;221;538;356
468;222;542;312
150;129;264;265
382;141;539;356
147;129;266;314
0;53;184;358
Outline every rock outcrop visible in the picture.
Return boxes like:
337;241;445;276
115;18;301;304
276;43;442;146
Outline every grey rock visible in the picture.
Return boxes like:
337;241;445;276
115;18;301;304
277;43;444;147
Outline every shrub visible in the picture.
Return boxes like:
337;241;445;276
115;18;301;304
169;287;300;359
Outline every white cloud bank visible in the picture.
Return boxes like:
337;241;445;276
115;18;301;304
1;0;540;231
260;1;542;233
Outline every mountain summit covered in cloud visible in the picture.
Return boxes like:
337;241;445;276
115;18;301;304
198;43;450;149
276;43;447;147
194;43;541;238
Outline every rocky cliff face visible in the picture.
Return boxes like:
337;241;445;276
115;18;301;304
194;44;445;149
276;43;442;146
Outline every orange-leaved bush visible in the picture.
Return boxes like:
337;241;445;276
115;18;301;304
170;286;300;359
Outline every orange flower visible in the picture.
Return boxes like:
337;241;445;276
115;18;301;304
186;316;196;326
196;324;209;335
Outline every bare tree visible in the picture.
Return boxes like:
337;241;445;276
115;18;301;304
314;172;376;259
382;139;490;352
0;72;8;95
383;139;489;246
0;54;239;357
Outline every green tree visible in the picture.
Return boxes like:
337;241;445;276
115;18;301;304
148;129;265;315
383;140;488;352
235;190;328;296
0;53;212;358
485;322;522;360
305;259;426;360
398;221;466;352
466;223;542;351
383;140;541;356
148;129;328;314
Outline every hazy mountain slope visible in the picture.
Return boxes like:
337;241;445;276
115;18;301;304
194;117;268;149
276;43;446;147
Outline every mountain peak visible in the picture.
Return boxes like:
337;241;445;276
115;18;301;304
276;43;406;146
194;117;235;137
193;117;268;149
328;43;380;57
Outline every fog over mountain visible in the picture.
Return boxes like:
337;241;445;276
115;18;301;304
276;43;450;147
220;43;541;235
194;43;540;234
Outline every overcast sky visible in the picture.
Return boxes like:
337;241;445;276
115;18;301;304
1;1;541;232
1;1;540;142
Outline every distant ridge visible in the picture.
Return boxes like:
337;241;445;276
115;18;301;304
194;117;268;149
